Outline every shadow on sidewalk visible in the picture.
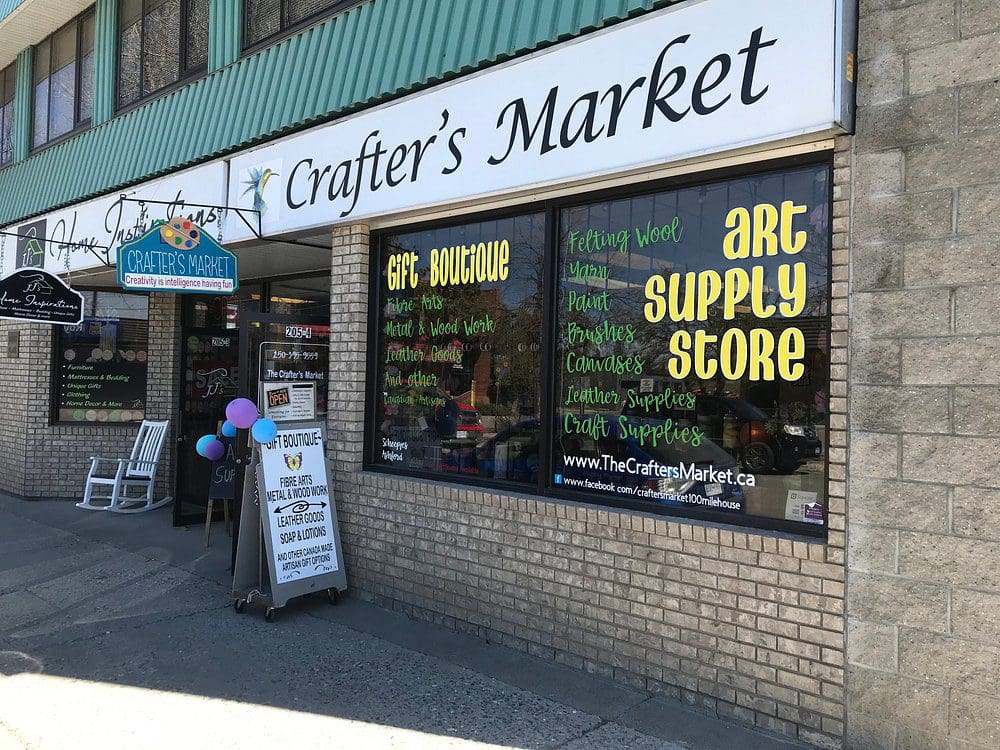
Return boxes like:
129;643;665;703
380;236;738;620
0;496;804;750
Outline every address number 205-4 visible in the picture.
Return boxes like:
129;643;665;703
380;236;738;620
285;326;313;340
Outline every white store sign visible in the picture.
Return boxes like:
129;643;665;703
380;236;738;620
0;162;228;277
226;0;854;241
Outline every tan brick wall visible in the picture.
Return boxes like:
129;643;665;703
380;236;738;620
0;292;178;501
847;1;1000;747
328;191;849;747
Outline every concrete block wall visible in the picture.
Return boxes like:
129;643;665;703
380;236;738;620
0;293;179;501
847;1;1000;747
328;201;850;747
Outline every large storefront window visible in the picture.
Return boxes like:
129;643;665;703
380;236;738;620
368;162;832;533
372;214;546;486
53;292;150;424
554;165;830;528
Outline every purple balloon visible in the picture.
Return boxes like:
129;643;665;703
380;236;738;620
203;439;225;462
226;398;259;429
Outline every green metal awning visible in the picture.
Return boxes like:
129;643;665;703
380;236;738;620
0;0;679;228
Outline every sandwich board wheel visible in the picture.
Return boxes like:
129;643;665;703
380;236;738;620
326;588;340;605
265;607;279;623
234;599;246;613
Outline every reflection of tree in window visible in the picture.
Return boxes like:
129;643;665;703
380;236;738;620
32;12;94;149
0;63;16;166
118;0;208;109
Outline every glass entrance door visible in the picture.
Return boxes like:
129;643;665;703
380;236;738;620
175;329;239;525
173;281;329;528
174;288;262;526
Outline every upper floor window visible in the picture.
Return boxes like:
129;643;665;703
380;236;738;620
32;11;95;149
118;0;209;109
244;0;350;49
0;63;15;166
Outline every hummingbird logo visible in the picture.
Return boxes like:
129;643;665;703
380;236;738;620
242;167;279;214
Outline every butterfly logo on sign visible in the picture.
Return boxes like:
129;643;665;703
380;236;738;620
284;452;303;471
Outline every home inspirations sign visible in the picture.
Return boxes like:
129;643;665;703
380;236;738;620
0;269;84;325
226;0;855;240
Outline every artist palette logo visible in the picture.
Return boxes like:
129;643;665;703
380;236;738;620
284;452;303;471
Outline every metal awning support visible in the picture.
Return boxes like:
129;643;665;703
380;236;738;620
118;196;330;251
0;229;114;269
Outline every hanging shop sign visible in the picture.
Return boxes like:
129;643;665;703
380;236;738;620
116;219;239;294
0;268;84;325
0;162;227;277
226;0;856;241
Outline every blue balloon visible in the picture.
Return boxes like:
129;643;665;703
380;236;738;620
251;418;278;444
221;420;238;438
195;434;217;458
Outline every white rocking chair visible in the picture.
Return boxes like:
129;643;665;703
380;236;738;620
77;420;173;514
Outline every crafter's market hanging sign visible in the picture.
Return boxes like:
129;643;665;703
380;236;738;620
0;268;84;325
117;219;238;294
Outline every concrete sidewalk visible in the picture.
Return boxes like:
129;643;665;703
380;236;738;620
0;496;803;749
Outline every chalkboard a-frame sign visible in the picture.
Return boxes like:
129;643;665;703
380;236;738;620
209;435;237;500
0;269;84;325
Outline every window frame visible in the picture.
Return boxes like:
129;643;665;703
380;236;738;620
241;0;362;56
0;60;17;168
30;9;96;153
364;153;834;539
114;0;209;114
50;289;152;427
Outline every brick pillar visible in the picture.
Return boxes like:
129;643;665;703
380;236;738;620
327;224;370;475
0;320;33;495
146;293;181;499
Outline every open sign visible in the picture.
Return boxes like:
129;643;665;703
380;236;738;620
268;387;291;408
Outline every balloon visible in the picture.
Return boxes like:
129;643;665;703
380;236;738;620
221;420;238;438
195;434;217;458
203;439;226;461
226;398;259;429
251;418;278;444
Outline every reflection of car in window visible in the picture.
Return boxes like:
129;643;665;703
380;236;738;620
695;396;822;475
478;420;540;483
619;391;823;475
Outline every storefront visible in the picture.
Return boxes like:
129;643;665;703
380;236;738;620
367;160;833;535
0;1;867;746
